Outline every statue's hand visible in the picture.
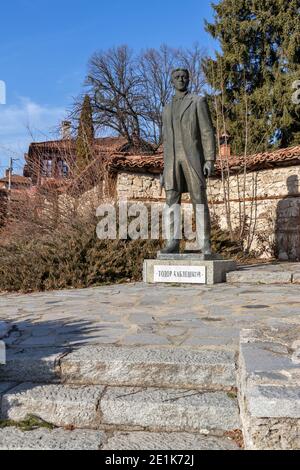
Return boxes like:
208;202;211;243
203;162;215;178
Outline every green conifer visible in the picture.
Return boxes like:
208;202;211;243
203;0;300;154
76;95;95;173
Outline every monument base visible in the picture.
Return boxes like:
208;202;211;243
143;256;237;285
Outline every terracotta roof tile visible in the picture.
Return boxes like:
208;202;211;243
108;153;164;174
26;136;146;160
217;145;300;172
0;175;32;185
107;145;300;175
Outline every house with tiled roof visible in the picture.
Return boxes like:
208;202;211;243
0;171;32;191
23;136;130;185
23;121;155;187
19;125;300;260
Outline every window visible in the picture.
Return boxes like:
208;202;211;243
42;159;52;177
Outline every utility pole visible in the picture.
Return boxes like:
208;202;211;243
7;157;19;192
6;158;19;220
8;157;12;191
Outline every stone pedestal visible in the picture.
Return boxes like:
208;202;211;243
143;254;236;285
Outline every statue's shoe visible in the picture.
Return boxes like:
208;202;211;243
200;241;212;256
160;240;180;254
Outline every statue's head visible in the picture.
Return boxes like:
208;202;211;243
171;68;190;92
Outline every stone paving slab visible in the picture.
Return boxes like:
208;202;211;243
0;382;17;395
1;273;300;449
247;385;300;418
0;427;105;450
1;383;240;433
101;386;241;433
227;270;292;284
227;262;300;285
0;348;66;383
238;326;300;450
0;322;10;340
1;281;300;355
60;345;236;390
1;383;105;429
0;427;240;450
102;431;240;450
239;325;300;387
233;263;300;272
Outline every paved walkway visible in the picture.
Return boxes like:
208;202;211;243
1;274;300;450
1;281;300;352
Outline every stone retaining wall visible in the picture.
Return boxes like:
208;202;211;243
115;165;300;260
238;326;300;450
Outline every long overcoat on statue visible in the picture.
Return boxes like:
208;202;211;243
162;94;216;192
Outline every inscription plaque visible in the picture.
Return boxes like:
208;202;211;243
153;265;206;284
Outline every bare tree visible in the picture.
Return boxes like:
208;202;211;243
175;43;207;95
138;45;178;146
86;45;144;144
138;43;207;146
79;44;206;148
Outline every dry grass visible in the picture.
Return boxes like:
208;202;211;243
0;150;247;293
0;205;161;293
0;209;244;293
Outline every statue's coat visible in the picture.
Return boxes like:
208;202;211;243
162;94;216;191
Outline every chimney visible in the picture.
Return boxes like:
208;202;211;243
219;132;231;158
5;169;9;178
61;121;72;140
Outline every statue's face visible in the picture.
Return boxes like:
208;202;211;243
172;70;189;92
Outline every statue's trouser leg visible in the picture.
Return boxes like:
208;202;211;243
179;159;212;252
192;192;212;253
160;190;181;254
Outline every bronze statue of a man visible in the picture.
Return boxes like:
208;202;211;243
160;68;216;254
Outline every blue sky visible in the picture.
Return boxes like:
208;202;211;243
0;0;217;175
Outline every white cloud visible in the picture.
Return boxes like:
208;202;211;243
0;97;66;173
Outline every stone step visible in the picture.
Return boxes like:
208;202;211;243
0;428;240;450
238;326;300;450
0;347;67;383
101;430;241;450
1;345;237;391
0;427;105;450
60;345;237;390
227;269;292;285
0;383;241;434
99;386;241;433
1;383;104;430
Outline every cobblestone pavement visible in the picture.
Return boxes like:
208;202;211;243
1;277;300;450
0;281;300;352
